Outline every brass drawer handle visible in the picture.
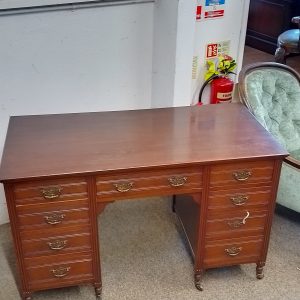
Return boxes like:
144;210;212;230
225;246;242;256
233;170;252;181
230;195;249;206
114;182;134;193
44;213;65;225
47;240;67;250
50;266;71;278
41;186;62;199
168;176;187;187
227;211;250;228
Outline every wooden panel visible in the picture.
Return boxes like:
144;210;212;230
16;199;90;230
206;209;267;240
20;225;92;257
174;194;200;256
204;236;264;268
208;186;272;210
210;160;274;188
246;0;300;53
248;0;287;38
24;253;93;291
13;178;87;205
96;167;202;202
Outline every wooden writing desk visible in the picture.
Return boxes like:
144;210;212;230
0;104;288;299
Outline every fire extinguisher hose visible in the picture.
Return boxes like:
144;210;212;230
198;74;219;104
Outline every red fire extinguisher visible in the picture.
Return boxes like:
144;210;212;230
198;75;234;105
210;76;234;104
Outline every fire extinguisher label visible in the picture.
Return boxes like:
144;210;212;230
217;92;232;100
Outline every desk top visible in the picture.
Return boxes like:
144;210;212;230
0;103;287;182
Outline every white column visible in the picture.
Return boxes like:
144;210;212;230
152;0;196;108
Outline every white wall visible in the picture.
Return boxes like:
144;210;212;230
0;2;154;224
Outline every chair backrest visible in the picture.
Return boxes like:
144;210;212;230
238;62;300;156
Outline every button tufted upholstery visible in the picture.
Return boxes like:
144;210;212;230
245;68;300;158
239;63;300;213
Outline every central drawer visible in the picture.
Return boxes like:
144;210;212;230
96;167;203;201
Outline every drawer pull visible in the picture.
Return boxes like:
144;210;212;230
114;182;134;193
233;170;252;181
230;195;249;206
41;186;62;199
50;266;71;278
225;246;242;256
44;213;65;225
227;211;250;228
47;240;67;250
168;176;187;187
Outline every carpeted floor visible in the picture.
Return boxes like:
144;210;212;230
0;197;299;300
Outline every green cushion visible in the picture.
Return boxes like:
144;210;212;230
290;148;300;161
245;68;300;153
277;162;300;212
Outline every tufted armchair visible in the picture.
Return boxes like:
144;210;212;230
238;62;300;213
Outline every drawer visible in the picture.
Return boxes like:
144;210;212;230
204;236;263;268
208;186;272;210
16;199;90;230
13;177;88;205
206;209;267;240
24;253;94;291
96;167;202;201
210;160;274;188
20;225;92;257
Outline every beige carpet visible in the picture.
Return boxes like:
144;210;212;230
0;197;299;300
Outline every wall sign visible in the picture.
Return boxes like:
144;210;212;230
204;0;226;19
206;40;230;59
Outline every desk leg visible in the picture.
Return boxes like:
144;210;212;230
94;201;114;298
193;166;210;292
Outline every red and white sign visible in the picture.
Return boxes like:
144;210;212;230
205;41;230;59
206;43;218;58
196;6;202;21
204;9;224;18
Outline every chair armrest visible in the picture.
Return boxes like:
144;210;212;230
292;16;300;24
284;155;300;170
292;16;300;28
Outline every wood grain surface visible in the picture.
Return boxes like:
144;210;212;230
0;103;288;182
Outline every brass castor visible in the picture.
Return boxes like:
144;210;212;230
95;286;102;298
256;262;265;279
194;273;203;291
